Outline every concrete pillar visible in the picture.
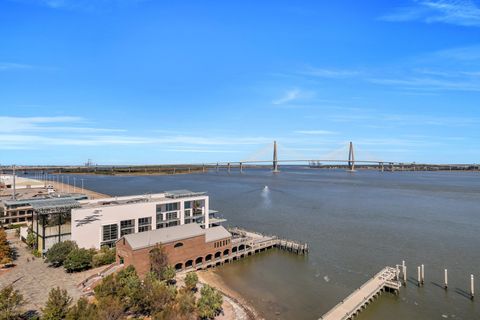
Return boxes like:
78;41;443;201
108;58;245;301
216;163;219;172
444;269;448;289
240;162;243;173
403;265;407;285
227;163;231;173
204;196;209;229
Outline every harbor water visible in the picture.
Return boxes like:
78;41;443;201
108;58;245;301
45;168;480;319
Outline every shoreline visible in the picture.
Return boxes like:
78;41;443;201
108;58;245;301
198;270;262;320
49;181;110;199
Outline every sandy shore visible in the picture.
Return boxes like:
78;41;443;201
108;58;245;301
198;270;262;320
49;181;109;199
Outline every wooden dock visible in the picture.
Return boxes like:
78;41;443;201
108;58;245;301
229;227;308;255
320;266;401;320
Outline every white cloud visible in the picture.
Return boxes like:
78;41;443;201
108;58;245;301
0;116;275;150
294;130;337;135
17;0;146;11
300;67;359;78
380;0;480;27
272;89;302;105
0;62;33;71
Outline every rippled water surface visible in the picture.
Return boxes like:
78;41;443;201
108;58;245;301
53;168;480;319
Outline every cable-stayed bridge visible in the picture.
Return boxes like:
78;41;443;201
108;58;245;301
2;141;479;174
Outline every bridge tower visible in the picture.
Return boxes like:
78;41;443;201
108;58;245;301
272;140;279;173
347;141;355;172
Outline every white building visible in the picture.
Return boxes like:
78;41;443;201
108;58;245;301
70;190;224;249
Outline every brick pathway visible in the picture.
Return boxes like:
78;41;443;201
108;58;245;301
0;232;104;313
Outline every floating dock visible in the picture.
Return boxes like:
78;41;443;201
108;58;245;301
320;266;401;320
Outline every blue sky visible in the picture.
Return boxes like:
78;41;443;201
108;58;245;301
1;0;480;165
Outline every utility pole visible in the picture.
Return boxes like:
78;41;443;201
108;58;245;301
12;165;16;201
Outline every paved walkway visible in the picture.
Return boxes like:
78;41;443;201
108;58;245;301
0;233;103;313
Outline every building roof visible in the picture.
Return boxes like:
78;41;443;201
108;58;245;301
165;189;206;199
30;198;81;211
3;195;86;208
121;224;231;250
205;226;231;242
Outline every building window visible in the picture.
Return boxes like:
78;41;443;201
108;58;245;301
184;209;192;217
138;217;151;232
166;203;179;211
168;221;178;227
166;212;178;221
102;224;118;246
120;219;135;237
174;242;183;248
184;201;192;209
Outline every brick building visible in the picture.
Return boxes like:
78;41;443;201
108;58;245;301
115;223;232;276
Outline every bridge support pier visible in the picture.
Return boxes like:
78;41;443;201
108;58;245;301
240;162;243;173
347;141;355;172
272;141;279;173
227;163;231;173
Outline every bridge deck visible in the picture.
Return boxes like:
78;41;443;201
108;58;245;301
320;267;400;320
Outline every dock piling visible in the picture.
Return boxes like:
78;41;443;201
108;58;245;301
417;266;421;286
421;264;425;285
471;275;475;300
444;269;448;289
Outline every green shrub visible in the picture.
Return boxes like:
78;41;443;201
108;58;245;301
197;285;223;319
45;241;78;267
0;229;12;265
66;297;97;320
63;248;94;272
41;287;72;320
184;272;198;291
0;285;24;320
92;246;116;267
162;265;176;284
26;229;35;249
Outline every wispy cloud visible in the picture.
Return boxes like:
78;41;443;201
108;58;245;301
272;89;302;105
380;0;480;27
17;0;146;11
0;116;125;133
300;67;359;78
294;130;337;135
0;116;274;150
0;62;33;71
368;75;480;91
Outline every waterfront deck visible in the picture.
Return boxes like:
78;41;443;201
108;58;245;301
320;267;401;320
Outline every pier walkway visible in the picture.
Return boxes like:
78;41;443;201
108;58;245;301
320;267;401;320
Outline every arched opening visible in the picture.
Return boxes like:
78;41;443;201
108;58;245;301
214;251;221;259
205;254;212;262
239;244;245;251
175;263;183;271
232;246;237;253
185;260;193;268
195;257;203;265
174;242;184;248
223;249;229;256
